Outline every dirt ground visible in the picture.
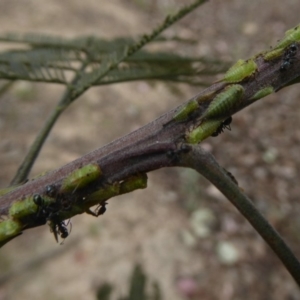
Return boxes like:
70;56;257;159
0;0;300;299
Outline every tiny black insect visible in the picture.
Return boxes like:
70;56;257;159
280;43;298;72
97;201;108;216
33;194;50;220
288;43;298;56
33;193;70;242
166;144;192;162
280;60;292;71
222;168;239;185
49;215;71;242
57;221;69;239
45;184;56;197
211;117;232;137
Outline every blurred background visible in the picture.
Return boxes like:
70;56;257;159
0;0;300;299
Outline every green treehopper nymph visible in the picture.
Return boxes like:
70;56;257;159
186;119;224;144
171;99;199;123
274;24;300;50
250;86;274;102
0;218;22;244
201;84;244;120
60;163;102;193
9;194;53;220
222;59;257;83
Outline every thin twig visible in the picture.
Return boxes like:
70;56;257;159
178;145;300;286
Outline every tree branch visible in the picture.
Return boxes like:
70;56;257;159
1;23;300;271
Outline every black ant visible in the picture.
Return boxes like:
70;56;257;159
166;144;192;162
222;168;239;186
33;194;50;220
280;43;298;72
50;218;71;242
211;117;232;137
85;201;108;217
286;43;298;57
33;193;71;243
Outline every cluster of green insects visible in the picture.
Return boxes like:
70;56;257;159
185;84;245;144
263;24;300;65
2;24;300;246
167;23;300;145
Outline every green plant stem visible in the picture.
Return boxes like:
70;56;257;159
180;145;300;286
10;61;89;185
10;103;65;185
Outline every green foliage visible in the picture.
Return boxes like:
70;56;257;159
0;34;227;87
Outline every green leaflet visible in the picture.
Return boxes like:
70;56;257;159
275;23;300;49
60;163;102;193
202;84;244;120
223;59;257;83
0;219;22;243
172;99;199;122
250;86;274;102
186;119;223;144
